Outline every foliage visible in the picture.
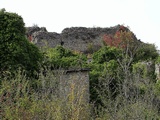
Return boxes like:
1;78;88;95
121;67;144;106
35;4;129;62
132;62;148;78
156;56;160;64
92;46;121;64
0;69;89;120
135;43;159;62
1;9;160;119
89;29;159;109
102;27;158;63
88;46;121;106
0;9;43;78
42;45;87;69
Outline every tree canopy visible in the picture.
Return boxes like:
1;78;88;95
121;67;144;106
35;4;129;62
0;9;42;77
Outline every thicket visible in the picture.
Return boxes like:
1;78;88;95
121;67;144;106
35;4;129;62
41;45;87;69
88;30;160;119
1;9;160;119
0;9;42;78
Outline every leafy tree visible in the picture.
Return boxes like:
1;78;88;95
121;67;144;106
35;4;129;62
89;46;121;106
92;46;121;64
43;45;87;69
90;29;159;108
135;43;158;62
0;9;42;78
90;30;160;118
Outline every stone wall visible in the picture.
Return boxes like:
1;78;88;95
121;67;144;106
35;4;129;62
155;64;160;80
26;25;133;53
55;69;90;103
32;31;61;48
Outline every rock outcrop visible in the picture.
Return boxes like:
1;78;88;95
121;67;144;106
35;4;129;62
26;25;136;53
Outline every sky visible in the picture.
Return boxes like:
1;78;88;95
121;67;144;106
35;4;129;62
1;0;160;49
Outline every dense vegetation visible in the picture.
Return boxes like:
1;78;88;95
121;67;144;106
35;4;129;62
0;9;42;78
1;9;160;119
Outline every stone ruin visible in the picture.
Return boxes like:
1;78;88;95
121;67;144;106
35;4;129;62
56;69;90;103
26;25;160;80
53;68;90;119
26;25;133;53
25;25;160;118
155;64;160;80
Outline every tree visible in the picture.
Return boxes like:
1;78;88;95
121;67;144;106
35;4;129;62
135;43;158;62
0;9;42;78
42;45;87;69
91;28;160;119
89;46;121;107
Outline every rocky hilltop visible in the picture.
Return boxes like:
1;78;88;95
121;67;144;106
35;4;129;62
26;25;136;53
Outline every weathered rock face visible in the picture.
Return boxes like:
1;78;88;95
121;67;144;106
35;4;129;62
26;25;135;53
26;27;62;47
32;32;61;48
61;27;101;53
26;26;47;36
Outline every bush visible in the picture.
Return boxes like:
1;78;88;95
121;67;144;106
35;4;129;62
0;69;90;120
0;9;43;78
42;45;87;69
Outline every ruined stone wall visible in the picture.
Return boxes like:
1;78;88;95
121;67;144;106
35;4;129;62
59;25;128;53
26;25;132;53
61;27;103;53
54;69;90;119
55;70;89;104
155;64;160;80
32;31;61;48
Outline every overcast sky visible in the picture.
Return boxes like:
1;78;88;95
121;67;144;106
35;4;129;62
1;0;160;49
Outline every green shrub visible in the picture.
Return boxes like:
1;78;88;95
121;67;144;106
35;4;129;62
0;69;90;120
0;9;43;78
42;45;87;69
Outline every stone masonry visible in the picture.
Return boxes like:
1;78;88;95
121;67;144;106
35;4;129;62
26;25;132;53
54;69;90;103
